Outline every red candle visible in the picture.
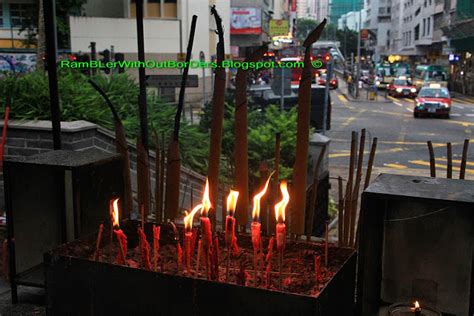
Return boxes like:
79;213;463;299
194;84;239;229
200;179;213;280
153;225;160;271
251;174;272;286
183;204;202;275
274;181;289;290
314;255;321;283
274;181;289;252
225;190;239;282
110;198;127;266
138;227;151;270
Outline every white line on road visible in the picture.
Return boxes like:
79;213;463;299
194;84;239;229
454;105;465;109
450;113;461;117
394;101;402;106
465;113;474;117
406;107;414;113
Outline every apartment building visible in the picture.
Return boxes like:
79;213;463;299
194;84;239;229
337;9;367;31
0;0;36;50
363;0;391;62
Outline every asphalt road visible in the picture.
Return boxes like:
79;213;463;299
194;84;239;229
328;86;474;181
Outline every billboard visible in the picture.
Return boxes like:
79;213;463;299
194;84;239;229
269;20;289;37
230;7;262;35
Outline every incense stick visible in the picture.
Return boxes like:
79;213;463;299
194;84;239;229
92;223;104;261
447;142;452;179
337;176;344;247
459;139;469;179
292;19;327;235
207;6;226;230
306;144;327;241
88;80;133;218
427;140;436;177
363;137;378;190
164;15;198;222
349;129;365;247
343;131;357;245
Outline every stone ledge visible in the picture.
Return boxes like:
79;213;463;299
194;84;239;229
0;120;98;133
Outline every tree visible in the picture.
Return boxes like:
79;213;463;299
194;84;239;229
20;0;85;50
296;18;319;42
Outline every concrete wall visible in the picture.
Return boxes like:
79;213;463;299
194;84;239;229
1;120;225;223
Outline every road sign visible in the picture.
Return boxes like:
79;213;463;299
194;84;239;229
146;75;199;88
269;20;289;37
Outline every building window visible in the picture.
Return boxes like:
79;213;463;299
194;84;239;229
427;17;430;34
422;18;425;36
0;7;3;27
414;24;419;40
10;3;35;27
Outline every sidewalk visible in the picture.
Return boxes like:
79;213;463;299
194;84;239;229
336;75;392;104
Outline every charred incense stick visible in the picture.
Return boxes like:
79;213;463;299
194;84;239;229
153;130;162;222
306;144;327;241
292;19;327;235
325;222;329;266
447;142;452;179
164;15;198;222
460;139;469;179
349;129;365;247
259;162;270;233
427;140;436;177
337;176;344;247
343;131;357;245
137;139;151;218
93;223;104;261
88;80;133;218
314;255;321;283
363;137;378;190
207;6;226;230
234;45;268;229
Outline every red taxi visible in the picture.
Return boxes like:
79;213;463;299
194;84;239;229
388;77;417;98
413;84;451;119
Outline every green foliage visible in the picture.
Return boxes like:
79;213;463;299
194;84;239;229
0;69;209;173
20;0;86;49
201;101;298;186
296;18;319;42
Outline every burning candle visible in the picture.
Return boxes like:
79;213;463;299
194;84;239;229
274;181;289;290
183;204;202;275
111;198;127;266
200;179;213;280
414;301;421;316
251;174;272;286
225;190;239;282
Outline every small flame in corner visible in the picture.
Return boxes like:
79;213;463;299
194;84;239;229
184;204;202;231
201;178;212;217
274;181;289;223
111;198;120;228
226;190;239;217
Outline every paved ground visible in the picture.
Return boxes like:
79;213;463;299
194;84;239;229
328;81;474;183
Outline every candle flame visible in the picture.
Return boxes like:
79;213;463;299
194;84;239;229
111;198;120;228
414;301;420;309
226;190;239;217
184;204;202;231
251;173;273;221
201;178;212;217
274;181;289;223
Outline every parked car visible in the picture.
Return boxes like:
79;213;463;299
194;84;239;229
388;77;417;98
414;84;451;119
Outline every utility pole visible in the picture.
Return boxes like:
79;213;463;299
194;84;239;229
323;57;333;134
355;9;362;98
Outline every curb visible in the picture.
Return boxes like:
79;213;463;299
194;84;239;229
340;91;393;104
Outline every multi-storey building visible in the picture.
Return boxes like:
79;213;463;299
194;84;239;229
337;9;367;31
330;0;363;23
363;0;391;62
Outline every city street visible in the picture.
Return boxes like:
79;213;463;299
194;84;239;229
328;87;474;180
